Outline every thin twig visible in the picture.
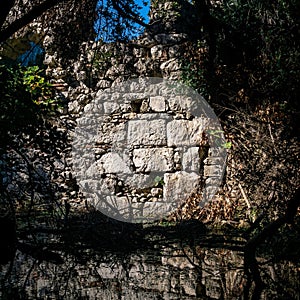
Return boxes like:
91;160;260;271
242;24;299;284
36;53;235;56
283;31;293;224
238;183;251;208
268;123;278;154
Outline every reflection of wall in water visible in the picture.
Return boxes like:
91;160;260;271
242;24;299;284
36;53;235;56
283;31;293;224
1;244;246;299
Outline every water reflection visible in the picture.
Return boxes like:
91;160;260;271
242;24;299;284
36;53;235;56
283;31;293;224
0;213;299;299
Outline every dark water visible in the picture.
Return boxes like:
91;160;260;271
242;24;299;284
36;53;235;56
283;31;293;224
0;214;299;300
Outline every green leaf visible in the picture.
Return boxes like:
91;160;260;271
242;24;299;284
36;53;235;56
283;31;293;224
222;142;232;149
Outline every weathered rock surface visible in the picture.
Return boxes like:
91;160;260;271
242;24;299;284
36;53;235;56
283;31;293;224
71;79;226;222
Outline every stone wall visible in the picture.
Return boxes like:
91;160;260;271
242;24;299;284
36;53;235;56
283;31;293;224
0;0;225;220
71;77;226;222
38;1;225;221
42;1;207;89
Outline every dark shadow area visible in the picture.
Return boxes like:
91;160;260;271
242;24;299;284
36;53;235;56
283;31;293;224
1;205;299;299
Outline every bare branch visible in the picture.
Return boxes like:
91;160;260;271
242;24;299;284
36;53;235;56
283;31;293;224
111;0;149;29
0;0;67;44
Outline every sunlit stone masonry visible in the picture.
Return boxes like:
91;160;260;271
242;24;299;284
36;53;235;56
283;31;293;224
35;0;228;222
72;79;226;223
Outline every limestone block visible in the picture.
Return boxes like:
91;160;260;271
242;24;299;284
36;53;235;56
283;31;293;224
174;151;181;164
97;198;174;222
133;148;174;172
208;147;224;156
138;113;171;121
85;161;104;178
140;99;150;112
202;186;218;202
99;152;131;174
96;122;126;144
83;101;104;114
205;177;221;186
140;201;176;220
79;178;116;195
181;273;197;296
122;174;156;189
43;53;57;67
167;119;204;147
75;115;96;127
168;95;197;113
42;35;54;49
96;80;112;89
96;195;132;220
182;147;200;172
204;156;225;165
96;263;123;279
203;165;223;177
149;96;166;112
163;171;200;203
162;250;195;270
127;119;167;146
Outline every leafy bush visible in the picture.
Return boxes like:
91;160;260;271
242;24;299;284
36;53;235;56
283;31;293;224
211;0;299;105
180;0;299;112
22;65;60;110
0;63;35;147
181;60;209;98
0;63;59;148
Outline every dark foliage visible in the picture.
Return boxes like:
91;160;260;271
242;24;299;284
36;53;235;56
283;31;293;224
0;63;37;148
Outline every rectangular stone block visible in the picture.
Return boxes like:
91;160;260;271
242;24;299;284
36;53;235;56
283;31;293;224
133;148;174;172
96;122;126;144
163;171;200;203
149;96;166;112
99;152;131;174
167;95;193;112
167;119;205;147
203;165;223;177
127;119;167;146
204;156;225;165
138;201;177;221
181;147;201;172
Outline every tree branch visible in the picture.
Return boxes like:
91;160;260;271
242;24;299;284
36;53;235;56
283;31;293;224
243;187;300;298
246;187;300;249
111;0;149;29
0;0;67;44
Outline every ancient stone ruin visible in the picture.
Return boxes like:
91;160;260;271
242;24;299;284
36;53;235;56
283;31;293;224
72;77;226;222
36;1;226;222
0;0;228;223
